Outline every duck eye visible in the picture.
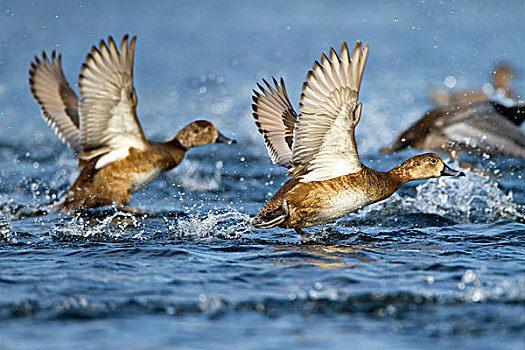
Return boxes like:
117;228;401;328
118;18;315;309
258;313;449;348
430;158;437;164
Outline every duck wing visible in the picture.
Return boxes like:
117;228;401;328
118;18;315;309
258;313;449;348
442;101;525;158
289;41;368;182
78;35;147;169
29;51;82;153
252;78;297;167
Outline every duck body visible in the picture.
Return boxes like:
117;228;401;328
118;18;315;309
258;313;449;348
250;42;463;233
254;166;401;229
381;100;525;160
29;35;234;213
58;141;185;211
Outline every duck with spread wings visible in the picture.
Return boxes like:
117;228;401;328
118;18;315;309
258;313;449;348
29;35;235;213
251;41;464;235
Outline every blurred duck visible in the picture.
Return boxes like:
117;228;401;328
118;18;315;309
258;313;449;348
380;100;525;161
431;63;517;105
29;35;235;213
250;42;464;235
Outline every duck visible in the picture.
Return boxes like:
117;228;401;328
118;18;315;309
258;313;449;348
250;41;464;235
29;35;235;213
431;63;517;106
380;100;525;160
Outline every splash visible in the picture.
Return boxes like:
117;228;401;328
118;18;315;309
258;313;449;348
171;159;223;191
50;210;147;241
167;209;252;239
361;169;523;223
0;213;14;243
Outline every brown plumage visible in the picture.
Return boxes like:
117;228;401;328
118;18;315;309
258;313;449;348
250;42;464;234
253;154;462;230
29;35;235;213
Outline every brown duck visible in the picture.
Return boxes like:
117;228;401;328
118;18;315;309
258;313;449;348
250;42;464;235
29;35;235;213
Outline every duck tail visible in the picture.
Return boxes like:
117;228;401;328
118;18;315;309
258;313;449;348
252;215;285;229
252;200;289;229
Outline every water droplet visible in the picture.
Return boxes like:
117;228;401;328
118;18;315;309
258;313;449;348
462;269;476;283
443;75;456;88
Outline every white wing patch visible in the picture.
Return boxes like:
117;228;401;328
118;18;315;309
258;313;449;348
94;147;131;170
289;42;369;182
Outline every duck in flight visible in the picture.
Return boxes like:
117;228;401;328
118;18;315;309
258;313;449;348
29;35;235;213
251;41;464;235
380;100;525;161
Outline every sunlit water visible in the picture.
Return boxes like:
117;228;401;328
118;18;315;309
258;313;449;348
0;1;524;349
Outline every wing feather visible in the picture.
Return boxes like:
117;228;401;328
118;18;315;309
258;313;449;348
289;42;369;182
442;101;525;158
78;34;147;168
29;51;81;152
252;77;298;167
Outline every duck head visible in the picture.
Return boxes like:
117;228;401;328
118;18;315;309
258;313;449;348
174;120;236;149
396;153;465;182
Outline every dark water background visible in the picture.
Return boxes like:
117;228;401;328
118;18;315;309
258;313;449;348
0;1;524;349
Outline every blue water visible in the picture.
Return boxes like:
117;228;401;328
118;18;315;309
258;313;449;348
0;1;524;349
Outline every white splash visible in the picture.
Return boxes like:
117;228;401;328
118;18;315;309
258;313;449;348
167;209;252;239
0;214;14;243
50;210;147;240
171;159;223;191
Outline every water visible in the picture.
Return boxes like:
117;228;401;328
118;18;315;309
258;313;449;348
0;1;524;349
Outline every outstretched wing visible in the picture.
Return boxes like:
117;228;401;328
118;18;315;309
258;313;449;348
29;51;81;153
78;34;147;168
442;101;525;158
289;41;368;182
252;78;297;167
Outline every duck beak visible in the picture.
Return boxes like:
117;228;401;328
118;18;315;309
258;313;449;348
216;132;236;144
441;163;466;177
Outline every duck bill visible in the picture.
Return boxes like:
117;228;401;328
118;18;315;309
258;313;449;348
216;132;236;144
441;163;465;177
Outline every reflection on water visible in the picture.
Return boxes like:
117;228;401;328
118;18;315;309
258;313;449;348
270;244;376;270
